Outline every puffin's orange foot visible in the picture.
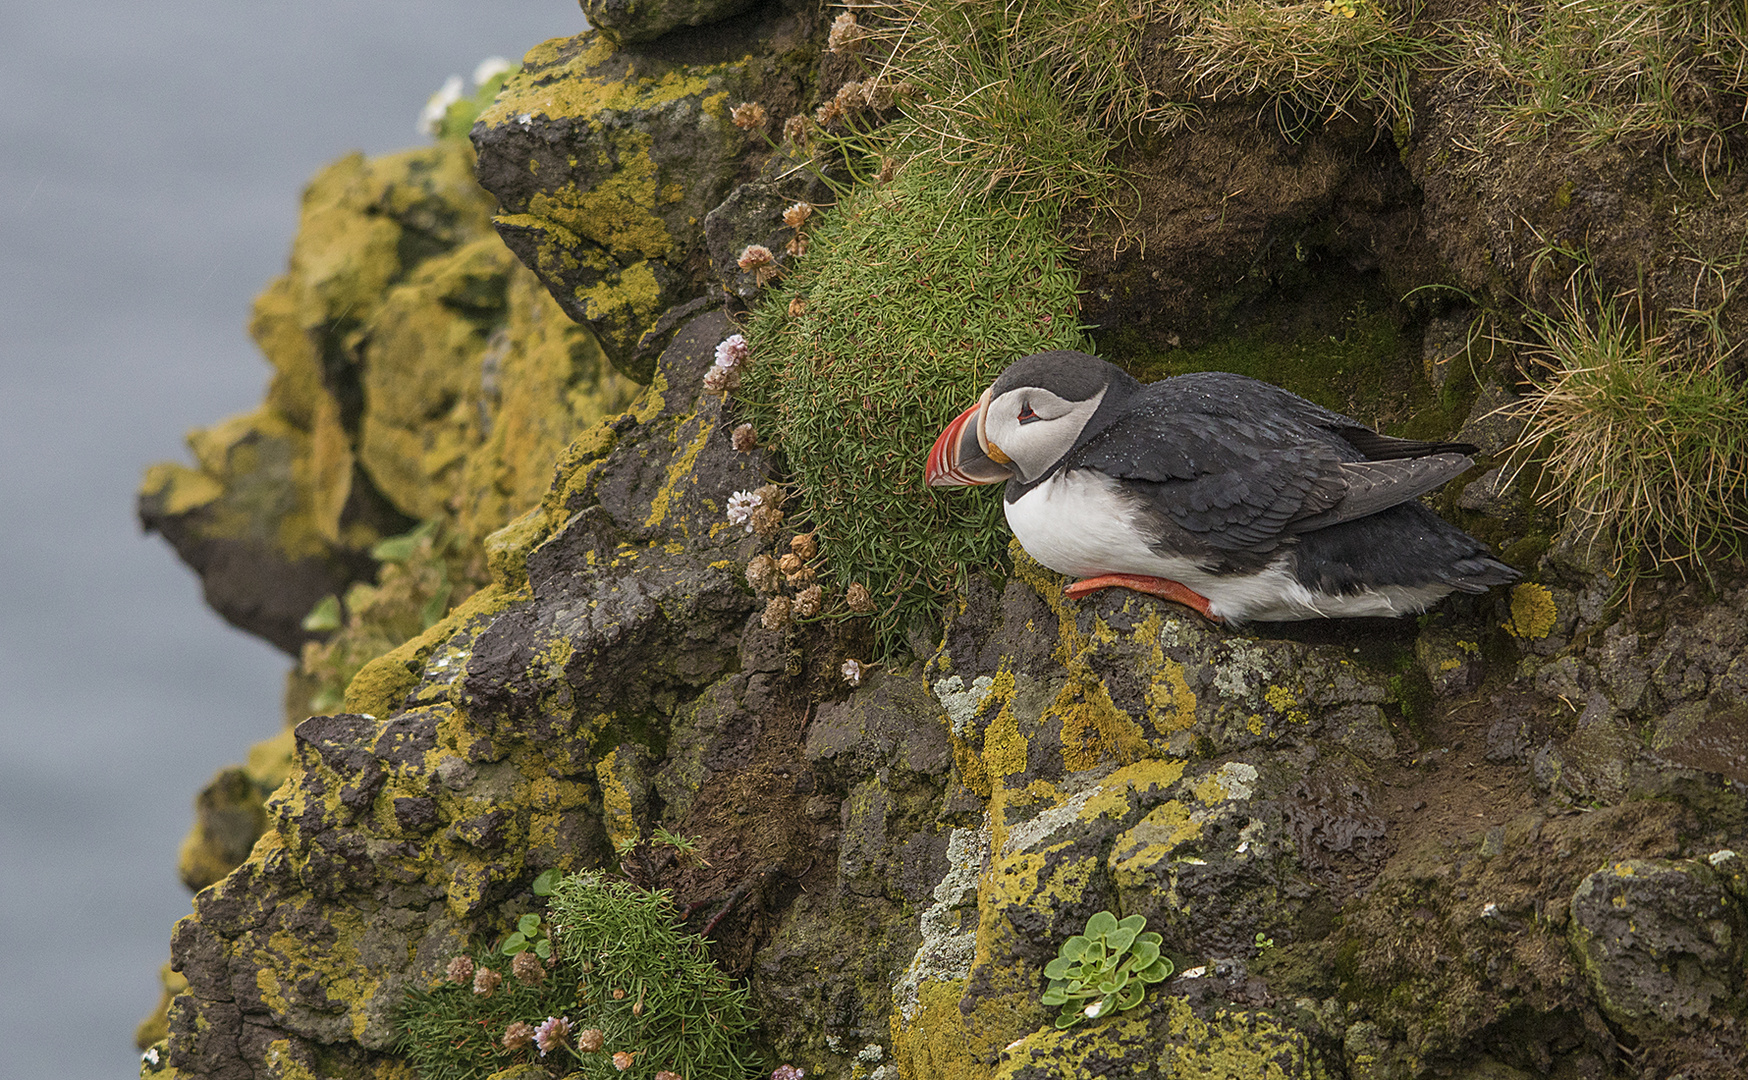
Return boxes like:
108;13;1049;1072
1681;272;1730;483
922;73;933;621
1064;574;1223;623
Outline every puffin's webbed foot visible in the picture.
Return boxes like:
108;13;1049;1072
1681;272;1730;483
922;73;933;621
1064;574;1222;623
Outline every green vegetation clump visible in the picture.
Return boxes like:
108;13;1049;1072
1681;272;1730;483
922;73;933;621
1175;0;1425;135
1449;0;1748;160
1508;271;1748;574
1040;910;1173;1029
858;0;1177;210
300;520;485;713
397;872;758;1080
740;163;1087;650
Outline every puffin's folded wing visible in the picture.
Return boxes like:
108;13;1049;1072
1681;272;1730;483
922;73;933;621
1077;413;1351;552
1289;453;1476;533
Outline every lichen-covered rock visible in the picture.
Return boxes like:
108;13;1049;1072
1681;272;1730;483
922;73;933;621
581;0;760;46
156;313;770;1079
471;18;813;377
1569;858;1745;1037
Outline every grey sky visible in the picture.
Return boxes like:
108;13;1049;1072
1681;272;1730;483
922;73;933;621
0;3;581;1075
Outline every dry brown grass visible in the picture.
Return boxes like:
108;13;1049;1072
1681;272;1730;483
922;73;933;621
1507;270;1748;573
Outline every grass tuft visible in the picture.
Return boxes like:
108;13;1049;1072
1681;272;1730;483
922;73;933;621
1507;269;1748;575
852;0;1174;213
739;162;1087;654
1175;0;1425;135
1449;0;1748;164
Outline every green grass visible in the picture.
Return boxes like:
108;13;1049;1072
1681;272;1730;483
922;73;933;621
1507;270;1748;575
739;162;1088;654
1449;0;1748;164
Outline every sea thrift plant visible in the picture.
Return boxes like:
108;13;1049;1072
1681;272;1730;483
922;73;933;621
534;1016;571;1056
396;873;757;1080
726;490;762;532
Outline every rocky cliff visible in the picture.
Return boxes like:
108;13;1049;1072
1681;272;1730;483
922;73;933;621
141;1;1748;1078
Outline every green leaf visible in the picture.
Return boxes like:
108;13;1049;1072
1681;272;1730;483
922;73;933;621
1058;935;1090;961
531;869;560;896
301;594;342;632
502;932;527;955
1054;1010;1081;1030
420;583;452;630
1137;931;1163;949
1044;957;1074;980
1084;911;1119;938
1136;958;1173;983
1117;914;1147;935
1116;983;1144;1011
535;939;551;960
371;521;435;563
1040;987;1068;1006
1130;940;1160;969
518;914;541;936
1107;925;1138;954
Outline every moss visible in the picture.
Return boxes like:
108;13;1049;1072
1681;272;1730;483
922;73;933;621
1049;674;1151;773
1122;302;1438;440
978;675;1030;782
643;412;715;530
1504;581;1558;639
743;163;1088;655
140;463;224;516
482;508;546;590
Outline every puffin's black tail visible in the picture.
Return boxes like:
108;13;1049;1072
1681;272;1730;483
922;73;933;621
1293;501;1520;597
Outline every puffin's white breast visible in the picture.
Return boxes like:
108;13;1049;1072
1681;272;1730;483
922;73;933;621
1004;469;1201;581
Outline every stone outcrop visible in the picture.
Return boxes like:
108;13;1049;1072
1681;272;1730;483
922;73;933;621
140;3;1748;1079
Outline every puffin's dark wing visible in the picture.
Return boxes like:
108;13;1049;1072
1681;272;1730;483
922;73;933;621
1071;373;1476;552
1075;408;1351;552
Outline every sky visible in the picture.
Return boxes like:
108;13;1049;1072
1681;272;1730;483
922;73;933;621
0;3;583;1076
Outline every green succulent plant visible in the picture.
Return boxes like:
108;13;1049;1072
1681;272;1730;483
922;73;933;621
1040;911;1172;1029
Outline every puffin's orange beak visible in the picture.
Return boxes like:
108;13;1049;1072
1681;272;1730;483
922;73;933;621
926;389;1014;487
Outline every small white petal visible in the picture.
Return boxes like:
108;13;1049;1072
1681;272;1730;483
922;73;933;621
472;56;514;86
419;75;466;135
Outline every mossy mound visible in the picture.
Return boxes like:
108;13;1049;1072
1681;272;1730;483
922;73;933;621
740;163;1086;650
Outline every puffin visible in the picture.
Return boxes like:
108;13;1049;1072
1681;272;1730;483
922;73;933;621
925;350;1520;623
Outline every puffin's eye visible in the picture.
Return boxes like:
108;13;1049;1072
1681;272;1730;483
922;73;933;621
1017;405;1039;424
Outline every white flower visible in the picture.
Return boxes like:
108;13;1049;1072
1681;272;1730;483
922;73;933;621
517;112;533;126
143;1048;160;1066
472;56;515;86
714;333;750;370
419;74;465;135
726;489;762;531
841;659;865;686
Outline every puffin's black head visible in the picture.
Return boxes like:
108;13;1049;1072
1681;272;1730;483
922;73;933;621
926;350;1134;488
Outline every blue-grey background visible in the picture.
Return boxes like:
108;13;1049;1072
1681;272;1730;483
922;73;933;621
0;4;581;1075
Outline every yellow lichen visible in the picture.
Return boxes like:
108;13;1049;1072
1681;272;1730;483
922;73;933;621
644;415;714;528
1505;582;1558;639
595;749;639;851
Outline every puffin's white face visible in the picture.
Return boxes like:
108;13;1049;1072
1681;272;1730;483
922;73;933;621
979;385;1106;483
